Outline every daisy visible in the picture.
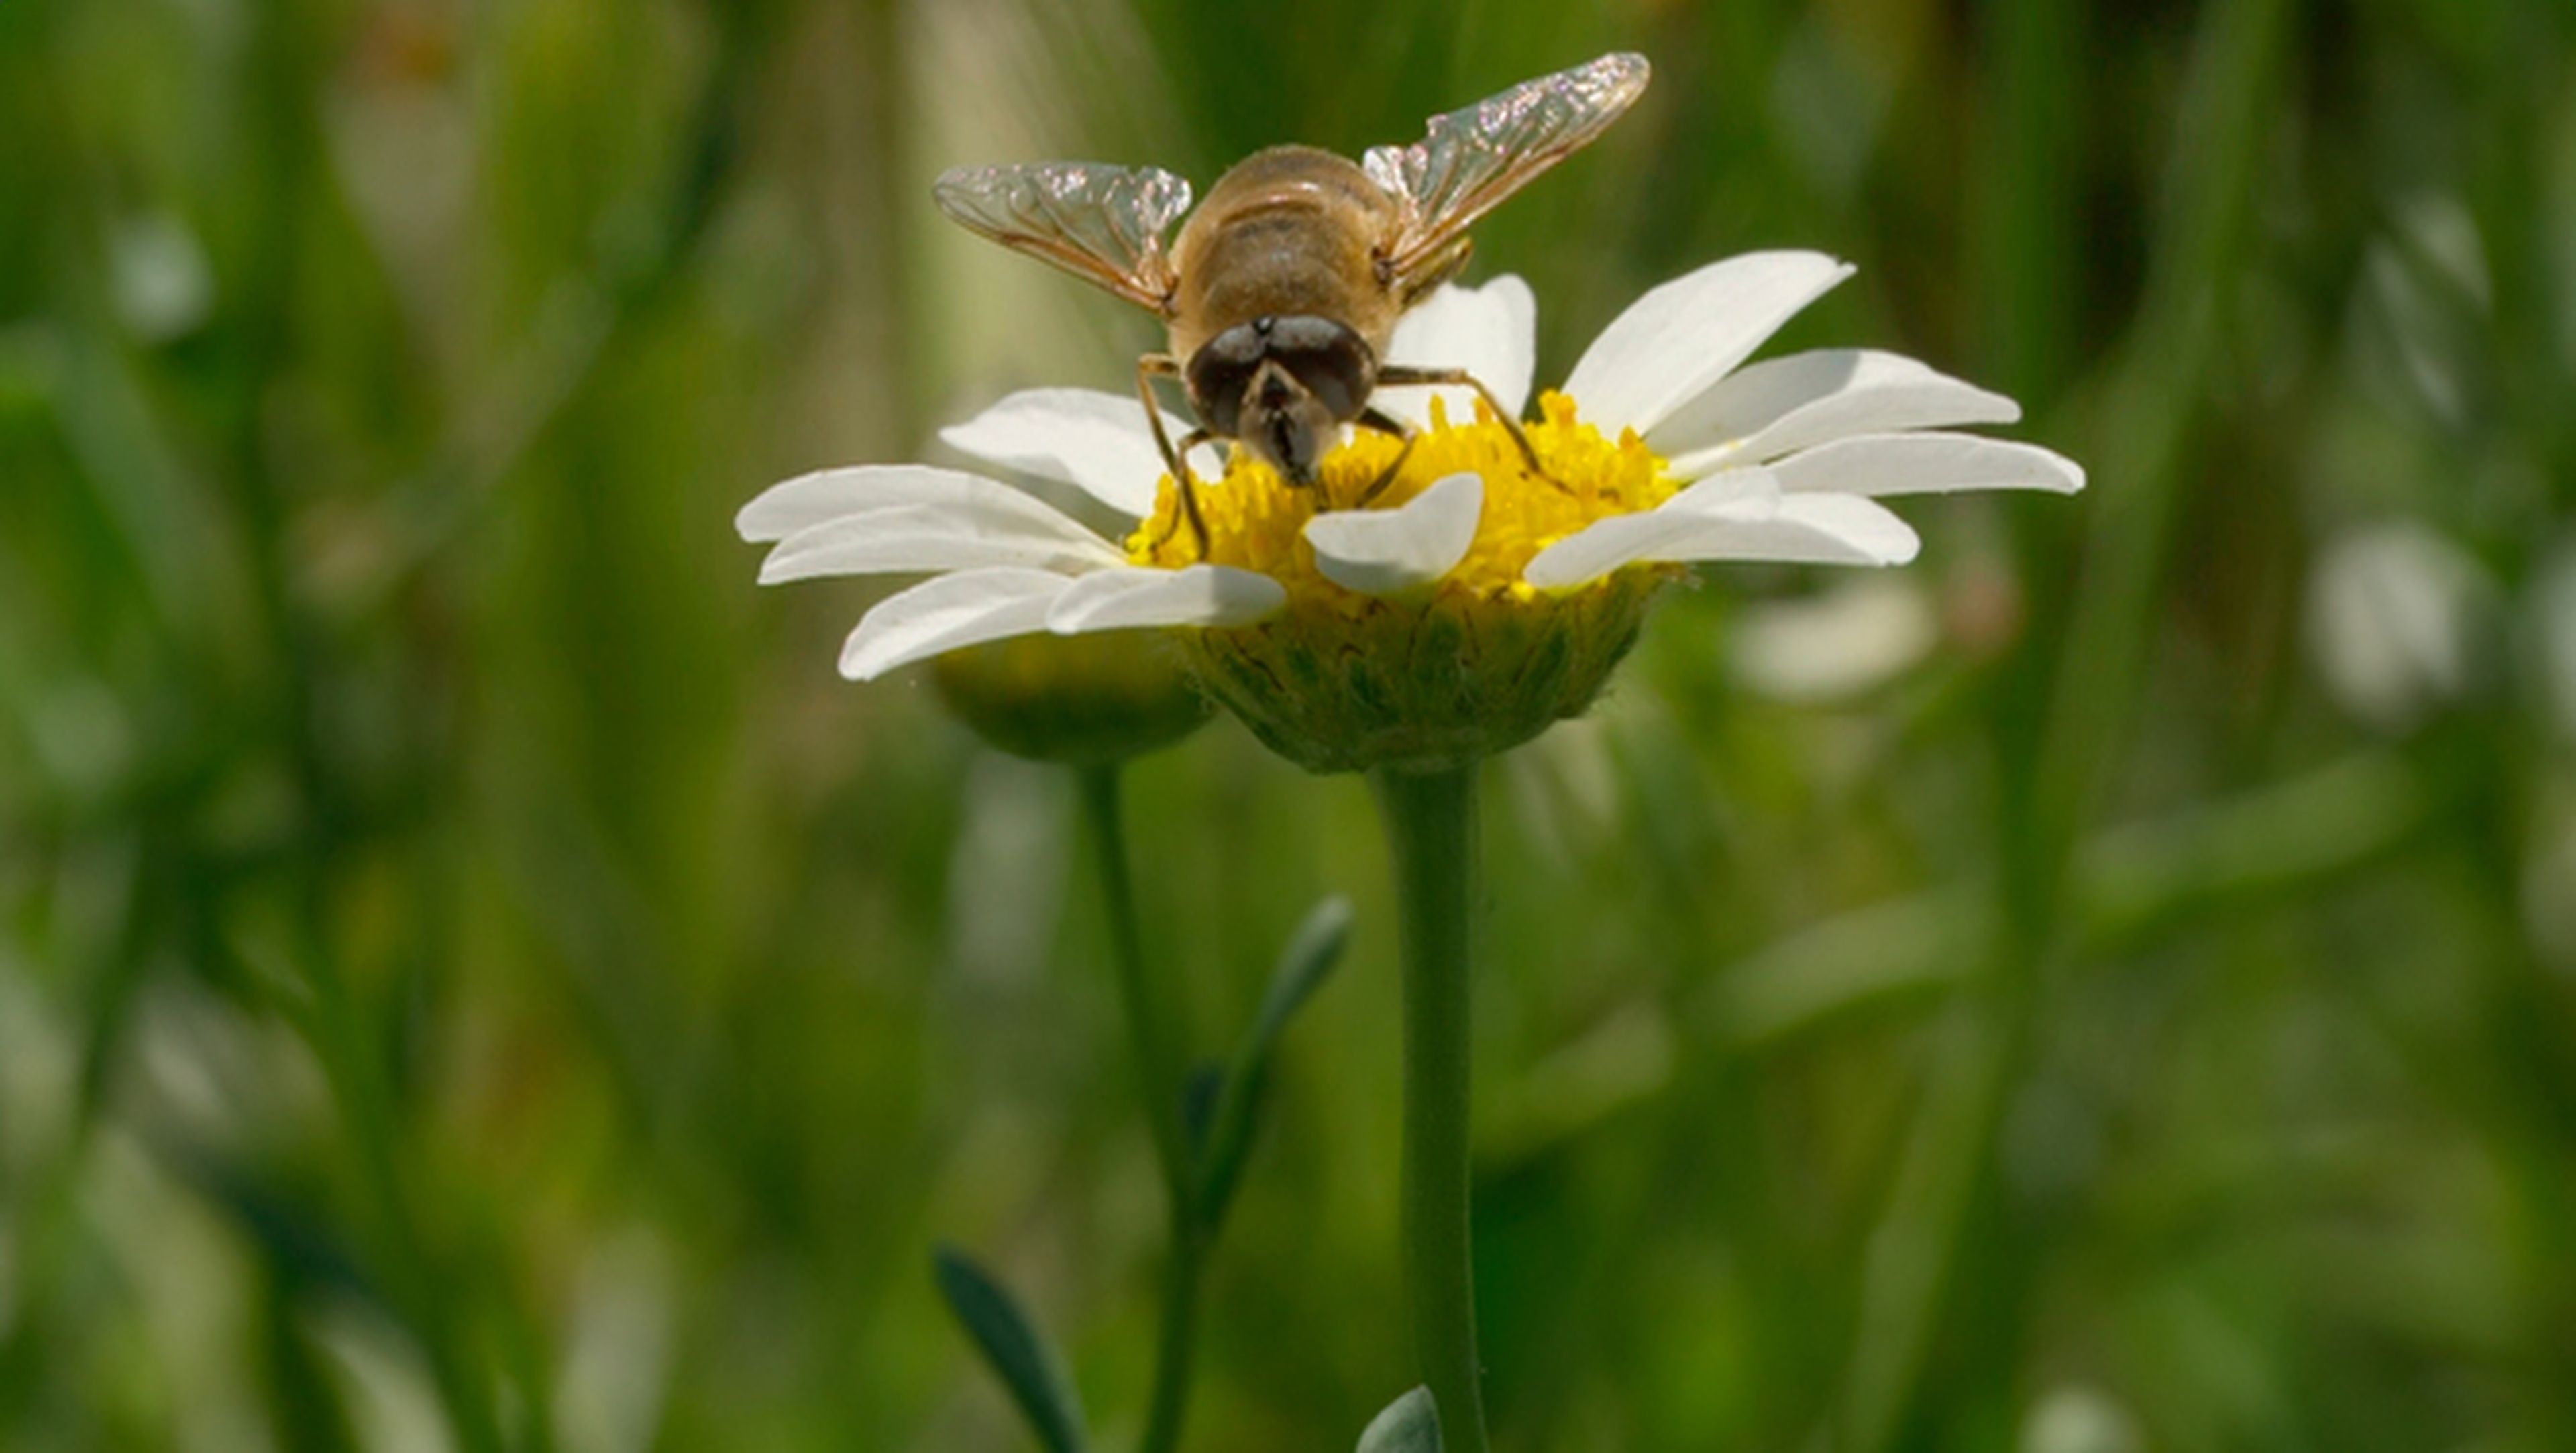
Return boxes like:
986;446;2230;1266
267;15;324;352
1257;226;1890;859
741;248;2086;1453
738;252;2084;773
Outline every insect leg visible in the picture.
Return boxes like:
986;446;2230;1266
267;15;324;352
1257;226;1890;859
1355;406;1413;439
1150;427;1220;549
1136;353;1212;556
1373;365;1564;492
1352;406;1419;508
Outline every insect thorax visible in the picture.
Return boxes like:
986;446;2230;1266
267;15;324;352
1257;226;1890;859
1168;147;1398;360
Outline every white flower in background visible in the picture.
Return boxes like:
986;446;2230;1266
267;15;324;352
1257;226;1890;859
740;253;2084;771
2524;807;2576;977
1730;576;1941;704
2019;1385;2145;1453
109;211;214;342
2305;520;2496;734
2532;539;2576;744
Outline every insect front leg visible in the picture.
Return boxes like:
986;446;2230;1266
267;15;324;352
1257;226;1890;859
1351;406;1420;508
1373;364;1564;492
1136;353;1212;557
1152;427;1219;551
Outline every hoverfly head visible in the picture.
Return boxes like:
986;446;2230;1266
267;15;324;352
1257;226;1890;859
1187;315;1375;488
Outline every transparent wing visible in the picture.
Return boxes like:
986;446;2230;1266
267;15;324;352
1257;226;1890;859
1364;52;1650;286
932;162;1193;311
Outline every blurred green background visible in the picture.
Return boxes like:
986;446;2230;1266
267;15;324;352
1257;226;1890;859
6;0;2576;1448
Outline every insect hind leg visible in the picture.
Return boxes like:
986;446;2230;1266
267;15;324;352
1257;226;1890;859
1136;354;1212;556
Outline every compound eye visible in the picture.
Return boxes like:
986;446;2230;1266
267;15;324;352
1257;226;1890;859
1185;323;1266;437
1262;316;1373;421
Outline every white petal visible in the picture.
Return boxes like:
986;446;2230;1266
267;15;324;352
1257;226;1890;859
1562;252;1858;437
1762;494;1924;565
1521;472;1783;588
1659;470;1784;512
1044;564;1285;633
1596;498;1917;576
938;388;1219;519
759;502;1122;583
1769;432;2085;497
1303;473;1485;596
837;568;1071;680
1652;349;2023;476
737;464;1039;543
1380;276;1538;430
1523;471;1925;586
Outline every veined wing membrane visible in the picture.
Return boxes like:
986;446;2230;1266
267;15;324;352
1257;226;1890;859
1364;52;1650;286
933;162;1193;311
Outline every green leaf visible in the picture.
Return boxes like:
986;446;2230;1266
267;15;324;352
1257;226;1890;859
1193;894;1353;1222
1356;1387;1441;1453
160;1142;375;1303
931;1245;1088;1453
1248;893;1352;1055
1181;1059;1225;1155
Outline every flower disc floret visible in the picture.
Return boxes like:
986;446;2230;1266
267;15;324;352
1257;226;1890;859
1129;395;1683;773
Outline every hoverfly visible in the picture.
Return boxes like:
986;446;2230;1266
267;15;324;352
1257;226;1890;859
933;52;1651;551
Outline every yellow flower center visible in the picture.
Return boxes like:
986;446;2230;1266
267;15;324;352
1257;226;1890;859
1118;392;1686;775
1124;392;1676;606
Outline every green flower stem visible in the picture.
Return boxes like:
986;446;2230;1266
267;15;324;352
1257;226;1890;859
1075;764;1201;1453
1369;762;1490;1453
1144;1226;1204;1453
